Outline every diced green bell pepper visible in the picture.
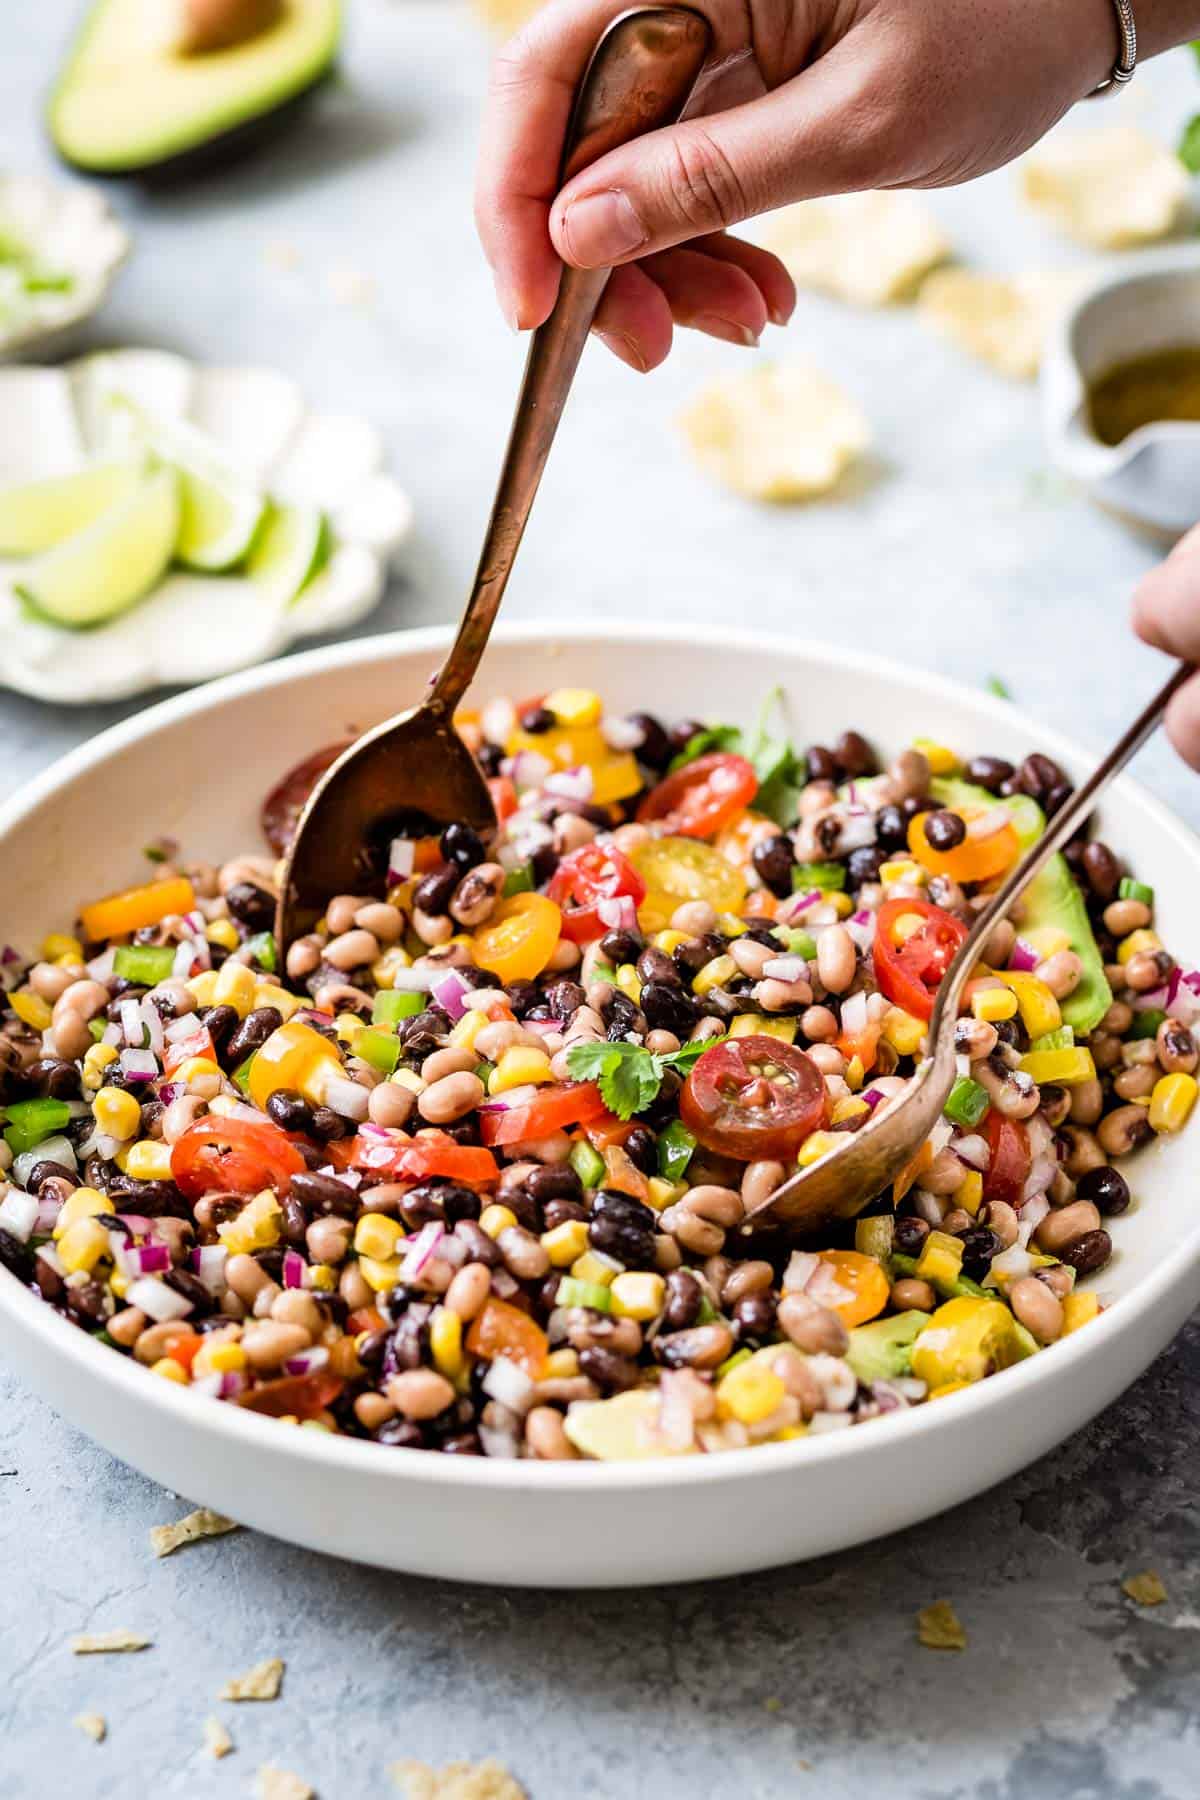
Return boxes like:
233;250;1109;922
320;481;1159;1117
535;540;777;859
1119;877;1154;907
244;931;276;972
555;1276;612;1313
356;1027;401;1075
373;989;424;1026
3;1097;72;1156
656;1118;696;1182
569;1139;606;1189
771;926;818;960
1029;1026;1075;1054
1130;1008;1166;1041
944;1075;990;1129
502;863;535;897
112;944;175;985
792;862;845;893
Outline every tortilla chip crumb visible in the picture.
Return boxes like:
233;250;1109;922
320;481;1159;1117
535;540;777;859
388;1758;529;1800
74;1713;106;1743
220;1657;284;1702
254;1767;313;1800
917;1601;967;1651
71;1631;151;1655
203;1716;234;1759
1123;1570;1168;1607
150;1508;240;1559
764;1696;782;1713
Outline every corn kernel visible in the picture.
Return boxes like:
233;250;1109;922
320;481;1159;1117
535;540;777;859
92;1085;142;1140
392;1067;426;1095
614;963;643;1004
1117;927;1163;967
488;1047;553;1095
218;1189;282;1256
912;737;959;775
730;1012;798;1043
371;945;412;989
652;930;690;954
1149;1071;1198;1134
124;1140;173;1182
357;1254;401;1292
881;1007;925;1057
915;1229;965;1291
479;1203;518;1238
957;1170;984;1216
81;1042;119;1089
42;932;83;962
542;1347;580;1379
109;1270;129;1299
569;1249;619;1286
796;1130;841;1169
205;917;240;952
310;1263;336;1293
1021;926;1071;961
540;1220;590;1266
1062;1290;1101;1334
430;1306;464;1379
335;1012;364;1045
827;891;854;920
176;1055;221;1086
646;1176;686;1212
9;990;51;1031
880;860;927;887
354;1212;403;1260
844;1056;865;1093
717;1359;786;1425
545;686;602;727
772;1424;808;1441
53;1186;109;1238
610;1271;665;1321
151;1357;189;1384
186;970;219;1006
693;954;738;997
253;982;300;1022
58;1216;112;1274
972;986;1019;1022
928;1379;971;1400
209;1093;243;1119
213;961;257;1018
449;1009;488;1051
830;1095;869;1125
194;1340;247;1378
718;913;748;937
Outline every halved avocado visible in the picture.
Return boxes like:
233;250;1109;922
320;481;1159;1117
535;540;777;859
48;0;341;178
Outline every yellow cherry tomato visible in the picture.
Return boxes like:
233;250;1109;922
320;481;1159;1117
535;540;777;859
505;721;642;806
907;809;1019;885
629;835;747;933
472;893;563;983
812;1250;890;1328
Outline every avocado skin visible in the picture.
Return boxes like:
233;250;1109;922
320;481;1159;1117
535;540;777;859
74;77;334;183
930;775;1112;1035
845;1310;927;1384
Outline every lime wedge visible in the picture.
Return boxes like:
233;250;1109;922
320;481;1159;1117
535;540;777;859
246;502;330;606
175;460;267;572
15;467;179;629
0;457;145;556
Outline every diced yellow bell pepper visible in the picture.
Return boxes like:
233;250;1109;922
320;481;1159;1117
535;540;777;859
205;918;240;952
831;1095;869;1125
449;1009;489;1051
58;1216;111;1274
1018;1047;1097;1087
9;991;51;1031
614;963;643;1004
912;736;959;776
796;1130;841;1169
569;1250;619;1287
692;954;738;997
646;1177;686;1212
652;930;690;955
479;1203;518;1238
915;1230;965;1293
972;986;1019;1023
996;972;1062;1038
506;719;641;805
1117;928;1163;967
610;1271;665;1321
544;687;602;728
1148;1071;1198;1134
53;1186;109;1239
488;1046;553;1094
247;1019;342;1111
730;1012;798;1044
41;932;83;963
1062;1290;1101;1334
540;1220;589;1266
957;1170;983;1216
253;982;300;1022
880;860;927;887
844;1055;865;1093
1021;926;1071;961
881;1007;925;1057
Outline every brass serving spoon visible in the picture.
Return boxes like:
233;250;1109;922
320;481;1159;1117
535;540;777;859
746;662;1193;1238
276;5;712;950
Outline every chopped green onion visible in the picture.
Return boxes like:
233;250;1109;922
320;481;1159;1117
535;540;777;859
89;1019;106;1042
1030;1026;1075;1053
792;862;845;893
113;944;175;985
355;1027;401;1075
555;1276;612;1313
716;1346;753;1380
373;989;424;1025
985;674;1011;700
1119;877;1154;907
771;926;818;959
695;1293;719;1326
568;1140;606;1189
502;863;536;897
1130;1008;1165;1041
244;931;276;973
943;1075;990;1129
474;1061;496;1085
232;1054;257;1095
656;1118;696;1182
3;1097;71;1156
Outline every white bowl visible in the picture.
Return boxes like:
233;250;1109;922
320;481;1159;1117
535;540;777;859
3;620;1199;1588
1042;249;1200;538
0;172;130;363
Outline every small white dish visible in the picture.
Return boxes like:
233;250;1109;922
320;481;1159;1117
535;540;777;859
0;172;130;362
1042;249;1200;538
1;620;1199;1588
0;348;414;703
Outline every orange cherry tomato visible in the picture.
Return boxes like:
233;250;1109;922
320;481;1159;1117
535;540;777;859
601;1142;650;1201
836;1021;882;1071
907;809;1020;886
478;1081;609;1147
872;897;969;1022
680;1036;827;1161
166;1331;205;1373
350;1130;499;1188
472;892;562;983
236;1371;346;1418
638;752;758;839
893;1137;934;1202
171;1116;305;1199
811;1250;890;1327
345;1306;385;1337
465;1298;549;1378
80;875;196;945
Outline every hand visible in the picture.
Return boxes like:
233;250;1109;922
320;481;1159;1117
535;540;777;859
1133;526;1200;770
476;0;1128;370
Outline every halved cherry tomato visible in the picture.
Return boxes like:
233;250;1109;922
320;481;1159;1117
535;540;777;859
872;897;969;1022
981;1111;1030;1209
908;809;1020;886
548;843;646;944
162;1024;217;1077
236;1371;345;1419
680;1035;827;1161
488;776;518;823
478;1081;609;1147
260;741;350;855
808;1250;890;1327
170;1116;305;1199
638;752;758;838
350;1129;499;1187
714;808;779;874
629;835;747;933
465;1298;549;1377
472;892;562;983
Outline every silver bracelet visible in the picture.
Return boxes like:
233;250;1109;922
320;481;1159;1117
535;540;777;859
1088;0;1137;95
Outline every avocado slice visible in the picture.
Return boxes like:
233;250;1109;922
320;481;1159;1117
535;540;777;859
48;0;341;178
930;775;1112;1035
845;1310;927;1385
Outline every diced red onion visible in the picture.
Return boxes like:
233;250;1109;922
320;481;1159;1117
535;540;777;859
430;969;474;1022
481;696;516;744
490;1267;520;1300
482;1355;535;1413
86;946;116;982
13;1137;77;1189
543;764;594;802
893;1375;928;1402
0;1188;39;1242
100;1021;122;1049
952;1132;991;1171
845;915;877;954
119;997;145;1047
840;991;869;1037
478;1084;539;1114
322;1077;369;1122
990;1243;1035;1282
1008;940;1039;973
190;1373;223;1399
116;1213;154;1235
912;1189;945;1225
164;1013;199;1044
388;836;416;883
783;1250;819;1293
595;894;638;934
1132;985;1169;1012
183;910;206;935
511;749;553;789
223;1099;269;1127
127;1275;192;1321
172;939;199;980
219;1370;249;1399
438;1233;468;1268
283;1346;329;1377
1166;972;1200;1028
602;714;645;752
805;1262;857;1309
35;1191;63;1233
138;999;164;1054
399;1220;444;1282
119;1047;159;1083
781;890;822;921
929;1116;954;1154
655;1371;698;1452
35;1243;66;1277
808;1411;854;1434
75;1127;122;1163
0;944;19;965
837;813;877;853
522;1018;559;1039
384;965;436;994
190;1244;228;1293
282;1250;308;1290
1022;1155;1057;1200
133;1242;171;1274
861;1087;884;1111
762;954;808;982
478;1423;520;1458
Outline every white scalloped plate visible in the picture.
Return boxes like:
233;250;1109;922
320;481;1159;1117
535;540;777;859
0;349;414;704
0;172;130;362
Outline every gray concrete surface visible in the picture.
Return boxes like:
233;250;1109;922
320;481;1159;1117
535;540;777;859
2;4;1200;1794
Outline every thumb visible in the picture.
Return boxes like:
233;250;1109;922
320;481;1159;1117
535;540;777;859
548;43;892;268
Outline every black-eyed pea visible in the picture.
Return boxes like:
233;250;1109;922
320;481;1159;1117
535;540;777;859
1103;897;1151;937
412;907;454;946
354;1392;397;1430
730;937;773;979
553;813;598;855
445;1261;492;1321
645;1029;681;1056
107;1307;147;1347
225;1251;274;1307
52;1011;92;1061
420;1046;478;1083
888;748;930;799
312;980;373;1017
955;1017;999;1060
324;928;381;971
285;935;322;980
354;902;404;943
497;1225;550;1281
890;1277;936;1312
741;1159;785;1213
980;919;1016;968
28;961;78;1003
1034;1200;1102;1256
325;894;367;934
777;1292;849;1356
1157;1018;1199;1074
801;1005;838;1043
755;976;813;1011
654;1233;682;1272
1069;1078;1103;1126
547;939;581;973
240;1321;312;1370
1036;1264;1074;1301
269;1290;326;1337
660;1205;724;1256
1036;951;1083;999
807;1044;846;1078
1009;1274;1063;1344
816;924;856;994
657;1322;734;1369
252;1280;283;1318
133;1321;196;1365
1097;1104;1154;1157
1061;1126;1107;1178
386;1369;456;1419
772;1349;822;1420
450;862;505;927
1100;1000;1133;1035
1114;1064;1157;1101
1087;1031;1123;1073
721;1260;775;1306
52;978;108;1027
682;1184;743;1227
368;1081;416;1129
525;1405;579;1459
339;1263;374;1311
981;1200;1019;1248
976;1059;1040;1119
1125;951;1172;993
924;1148;967;1196
306;1216;352;1264
1122;1039;1159;1069
474;1020;525;1061
418;1070;485;1125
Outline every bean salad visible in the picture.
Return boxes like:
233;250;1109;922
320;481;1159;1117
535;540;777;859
1;685;1196;1462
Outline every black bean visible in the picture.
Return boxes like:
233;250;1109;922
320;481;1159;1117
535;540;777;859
519;705;556;735
414;864;459;916
544;980;586;1023
605;992;642;1042
588;1213;655;1267
25;1057;81;1100
640;981;696;1038
805;745;839;782
455;1219;502;1268
530;842;559;886
1059;1228;1112;1275
357;1329;388;1369
875;804;909;851
163;1267;214;1315
1039;1085;1071;1129
376;1419;425;1449
579;1345;639;1391
893;1215;931;1256
542;1197;589;1230
674;932;728;976
35;1257;64;1303
624;1125;658;1176
526;1164;583;1207
440;821;486;871
441;1431;483;1456
266;1089;314;1134
923;810;967;852
834;730;877;777
538;1271;562;1314
104;1173;189;1218
628;712;672;770
26;1159;76;1194
964;755;1014;793
224;882;275;931
846;846;885;886
1081;841;1121;902
745;834;794;905
1017;752;1068;803
1043;781;1074;821
662;1268;702;1331
289;1170;360;1217
1076;1165;1131;1217
635;947;678;988
66;1280;108;1327
200;1004;239;1052
505;1187;542;1232
225;1006;283;1066
815;814;843;857
599;928;643;967
0;1227;29;1280
733;1291;777;1341
959;1225;1002;1279
309;1105;348;1141
504;979;542;1020
399;1008;451;1052
279;1192;308;1247
994;1016;1029;1054
476;742;503;777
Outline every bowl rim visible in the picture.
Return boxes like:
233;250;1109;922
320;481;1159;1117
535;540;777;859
3;615;1199;1495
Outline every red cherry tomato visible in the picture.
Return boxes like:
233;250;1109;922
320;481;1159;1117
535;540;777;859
170;1116;306;1199
349;1129;499;1187
548;843;647;944
680;1035;827;1161
872;897;969;1022
981;1111;1030;1209
261;742;350;855
488;776;518;823
478;1081;610;1147
637;752;758;839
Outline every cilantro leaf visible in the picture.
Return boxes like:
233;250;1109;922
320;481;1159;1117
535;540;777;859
666;1037;723;1075
667;723;742;773
985;673;1012;701
563;1041;622;1085
565;1035;726;1121
605;1050;662;1120
1180;113;1200;173
663;688;804;826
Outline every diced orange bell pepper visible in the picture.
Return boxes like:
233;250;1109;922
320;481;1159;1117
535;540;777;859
714;808;779;875
346;1306;385;1337
908;810;1019;886
601;1141;650;1202
465;1298;549;1378
80;876;195;944
165;1331;205;1373
836;1021;881;1070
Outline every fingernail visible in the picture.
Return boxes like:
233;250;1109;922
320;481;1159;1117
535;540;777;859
694;313;760;348
595;328;648;373
492;274;521;334
560;189;646;268
767;304;792;328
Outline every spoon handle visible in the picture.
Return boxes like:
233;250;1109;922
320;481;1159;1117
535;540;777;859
931;660;1195;1037
426;5;711;718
